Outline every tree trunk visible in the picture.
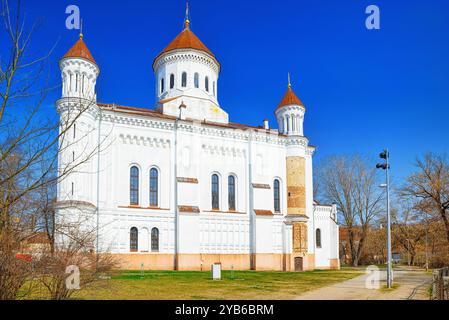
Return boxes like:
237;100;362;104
439;207;449;245
348;229;358;266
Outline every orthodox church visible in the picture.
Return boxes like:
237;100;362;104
55;9;339;271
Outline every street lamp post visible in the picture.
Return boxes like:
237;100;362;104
376;149;393;288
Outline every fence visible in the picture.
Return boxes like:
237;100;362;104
432;267;449;300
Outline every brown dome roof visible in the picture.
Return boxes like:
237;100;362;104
62;35;97;65
276;86;304;111
153;19;218;69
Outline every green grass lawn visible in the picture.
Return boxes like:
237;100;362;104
57;268;362;300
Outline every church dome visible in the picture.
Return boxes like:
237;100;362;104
159;23;215;58
275;74;306;136
276;86;304;111
61;35;97;66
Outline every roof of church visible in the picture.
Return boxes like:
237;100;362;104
97;102;283;136
161;25;214;57
62;35;97;65
276;86;304;111
153;18;218;67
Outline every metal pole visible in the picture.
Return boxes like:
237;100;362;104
425;210;429;271
386;149;392;288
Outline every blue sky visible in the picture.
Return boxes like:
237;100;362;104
20;0;449;181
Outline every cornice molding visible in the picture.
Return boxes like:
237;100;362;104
153;49;220;74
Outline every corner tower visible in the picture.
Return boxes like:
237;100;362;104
152;6;228;123
56;33;99;206
276;74;316;271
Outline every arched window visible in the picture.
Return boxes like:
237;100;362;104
182;72;187;87
130;166;139;205
170;74;175;89
160;78;165;93
316;229;322;248
150;168;158;207
194;73;199;88
211;174;219;210
274;179;280;213
228;175;236;211
213;81;216;96
130;227;138;252
75;73;79;92
151;227;159;252
205;76;209;92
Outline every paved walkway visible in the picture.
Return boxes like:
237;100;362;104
296;268;432;300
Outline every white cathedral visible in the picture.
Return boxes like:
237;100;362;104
55;11;339;271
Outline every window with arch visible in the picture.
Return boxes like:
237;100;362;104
130;166;139;205
170;74;175;89
316;229;322;248
228;175;236;211
160;78;165;93
213;81;216;97
150;168;158;207
194;73;199;88
130;227;138;252
151;227;159;252
182;72;187;87
211;174;219;210
205;76;209;92
274;179;281;213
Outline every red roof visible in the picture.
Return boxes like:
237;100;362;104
154;23;216;64
276;86;304;111
62;35;97;65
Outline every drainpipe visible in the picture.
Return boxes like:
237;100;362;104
174;102;186;270
96;105;102;264
248;130;256;270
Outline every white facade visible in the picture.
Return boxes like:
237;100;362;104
55;21;339;271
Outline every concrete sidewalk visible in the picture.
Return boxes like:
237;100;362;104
296;269;431;300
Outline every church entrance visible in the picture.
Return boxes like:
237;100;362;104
294;257;303;272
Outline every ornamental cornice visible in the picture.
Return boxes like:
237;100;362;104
153;49;220;74
56;97;99;119
99;110;294;147
275;104;306;114
118;134;170;148
59;58;100;76
285;136;309;147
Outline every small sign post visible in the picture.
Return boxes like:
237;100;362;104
212;263;221;280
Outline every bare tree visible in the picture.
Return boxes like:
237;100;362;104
0;0;106;299
401;153;449;244
35;216;117;300
317;155;383;266
391;205;426;266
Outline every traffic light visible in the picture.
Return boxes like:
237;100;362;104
379;150;388;159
